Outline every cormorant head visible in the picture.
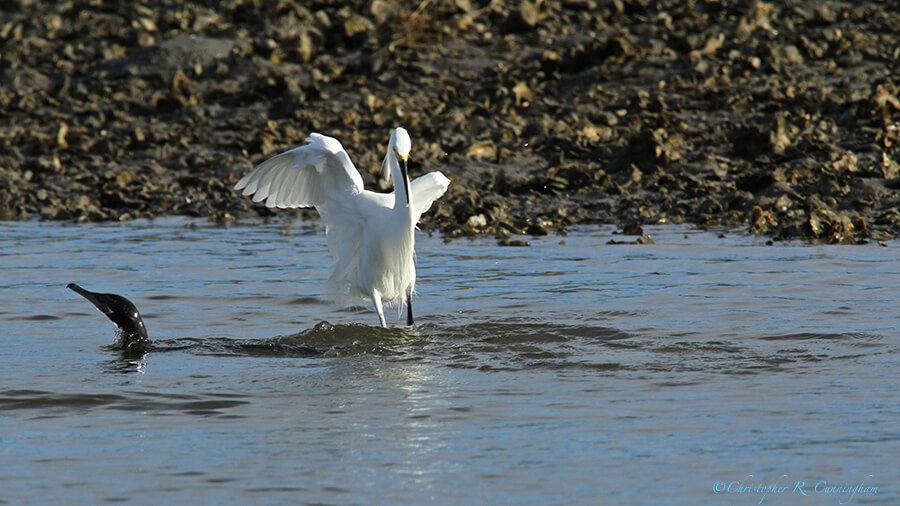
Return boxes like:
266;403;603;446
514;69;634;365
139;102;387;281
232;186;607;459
68;283;149;347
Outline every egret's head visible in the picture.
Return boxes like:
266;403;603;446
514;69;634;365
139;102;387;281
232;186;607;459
391;127;411;161
384;127;412;205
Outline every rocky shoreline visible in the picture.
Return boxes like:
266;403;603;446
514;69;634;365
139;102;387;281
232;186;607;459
2;0;899;244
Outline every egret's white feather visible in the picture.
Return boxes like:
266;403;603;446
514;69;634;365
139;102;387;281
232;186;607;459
410;172;451;220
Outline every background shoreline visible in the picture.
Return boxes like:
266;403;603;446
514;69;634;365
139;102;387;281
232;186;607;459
2;0;898;244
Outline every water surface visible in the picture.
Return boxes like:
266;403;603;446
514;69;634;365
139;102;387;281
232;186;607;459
1;219;896;504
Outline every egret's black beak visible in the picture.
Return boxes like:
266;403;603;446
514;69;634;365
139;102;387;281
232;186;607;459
400;157;410;206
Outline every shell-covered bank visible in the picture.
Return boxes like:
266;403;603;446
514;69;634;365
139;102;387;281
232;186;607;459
2;0;899;243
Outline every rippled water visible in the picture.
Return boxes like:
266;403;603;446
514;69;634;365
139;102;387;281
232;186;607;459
1;218;897;504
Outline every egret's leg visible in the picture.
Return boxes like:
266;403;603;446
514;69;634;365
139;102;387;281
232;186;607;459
406;289;414;326
371;289;387;328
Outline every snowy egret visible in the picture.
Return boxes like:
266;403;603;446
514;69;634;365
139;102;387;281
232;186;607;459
234;127;450;327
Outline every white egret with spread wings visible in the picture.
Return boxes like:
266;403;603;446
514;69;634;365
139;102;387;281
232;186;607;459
234;127;450;327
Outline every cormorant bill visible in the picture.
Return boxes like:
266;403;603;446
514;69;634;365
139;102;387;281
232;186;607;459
67;283;149;345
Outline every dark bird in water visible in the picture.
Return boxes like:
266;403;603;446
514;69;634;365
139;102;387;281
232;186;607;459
67;283;149;350
66;283;323;359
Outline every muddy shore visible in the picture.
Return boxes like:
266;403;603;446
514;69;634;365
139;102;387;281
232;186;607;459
2;0;899;244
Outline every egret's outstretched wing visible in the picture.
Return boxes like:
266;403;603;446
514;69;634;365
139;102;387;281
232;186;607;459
235;134;373;300
410;171;450;221
234;133;364;209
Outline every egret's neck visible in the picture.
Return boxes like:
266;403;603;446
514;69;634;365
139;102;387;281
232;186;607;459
390;153;413;216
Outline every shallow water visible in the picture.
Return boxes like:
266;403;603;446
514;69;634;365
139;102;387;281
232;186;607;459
1;218;896;504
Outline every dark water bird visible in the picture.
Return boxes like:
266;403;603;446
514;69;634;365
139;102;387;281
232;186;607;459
67;283;324;359
67;283;149;350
